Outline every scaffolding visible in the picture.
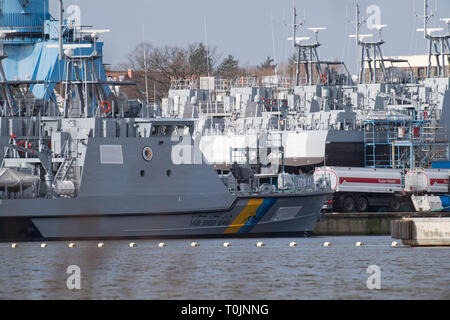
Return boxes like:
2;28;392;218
364;110;448;170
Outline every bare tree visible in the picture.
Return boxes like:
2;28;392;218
119;42;191;101
119;41;309;101
149;46;191;80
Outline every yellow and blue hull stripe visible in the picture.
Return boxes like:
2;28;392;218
224;198;277;234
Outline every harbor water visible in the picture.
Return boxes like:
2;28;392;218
0;236;449;300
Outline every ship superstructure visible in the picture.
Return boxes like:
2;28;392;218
161;1;450;174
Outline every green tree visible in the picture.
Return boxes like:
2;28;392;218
188;42;217;77
258;56;277;70
216;54;241;79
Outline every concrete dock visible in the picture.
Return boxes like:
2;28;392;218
314;212;450;236
391;218;450;247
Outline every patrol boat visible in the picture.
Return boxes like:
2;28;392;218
0;0;330;241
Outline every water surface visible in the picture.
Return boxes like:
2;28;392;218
0;236;448;300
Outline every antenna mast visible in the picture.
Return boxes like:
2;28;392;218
142;23;149;106
289;6;331;86
350;1;391;84
290;6;304;86
417;0;450;77
424;0;429;39
59;0;64;60
355;1;360;47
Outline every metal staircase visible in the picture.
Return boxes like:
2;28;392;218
53;141;76;184
53;157;75;183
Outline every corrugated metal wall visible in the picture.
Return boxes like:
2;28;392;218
0;13;43;27
432;161;450;169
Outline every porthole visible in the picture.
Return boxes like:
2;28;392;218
166;170;172;177
140;170;145;177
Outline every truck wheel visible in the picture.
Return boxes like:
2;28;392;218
343;196;355;213
356;196;369;212
389;197;401;212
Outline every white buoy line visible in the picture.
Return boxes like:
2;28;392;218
3;241;405;249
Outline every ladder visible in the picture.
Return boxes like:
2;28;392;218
53;157;75;183
53;140;75;184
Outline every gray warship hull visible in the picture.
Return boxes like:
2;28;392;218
0;119;330;242
0;192;329;241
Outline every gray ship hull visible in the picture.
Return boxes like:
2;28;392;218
0;192;329;241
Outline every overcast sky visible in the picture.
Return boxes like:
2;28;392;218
51;0;450;73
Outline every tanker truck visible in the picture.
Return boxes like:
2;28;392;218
404;169;450;194
314;167;404;212
405;168;450;212
315;167;450;213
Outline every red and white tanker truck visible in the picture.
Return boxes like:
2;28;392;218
404;169;449;194
314;167;450;212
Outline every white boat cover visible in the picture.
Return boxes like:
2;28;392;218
0;168;39;190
